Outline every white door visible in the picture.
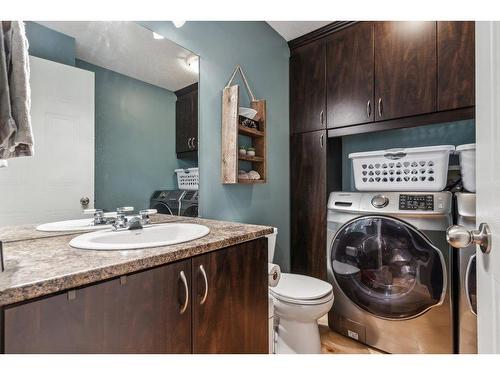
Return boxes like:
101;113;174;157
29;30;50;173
0;56;94;226
476;21;500;353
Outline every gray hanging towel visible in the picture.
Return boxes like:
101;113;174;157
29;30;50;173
0;22;17;156
0;21;33;160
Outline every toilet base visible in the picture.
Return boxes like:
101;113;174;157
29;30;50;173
274;316;322;354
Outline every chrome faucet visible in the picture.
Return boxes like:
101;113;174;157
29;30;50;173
112;207;134;230
112;208;157;231
83;208;109;226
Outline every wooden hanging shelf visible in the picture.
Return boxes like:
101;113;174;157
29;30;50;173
238;155;264;162
221;65;267;184
238;178;266;184
238;125;264;138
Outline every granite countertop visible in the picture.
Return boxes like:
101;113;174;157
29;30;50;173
0;215;273;307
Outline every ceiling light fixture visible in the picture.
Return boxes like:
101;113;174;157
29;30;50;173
152;32;165;40
172;21;186;28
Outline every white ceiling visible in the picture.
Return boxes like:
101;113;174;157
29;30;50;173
267;21;332;41
36;21;198;92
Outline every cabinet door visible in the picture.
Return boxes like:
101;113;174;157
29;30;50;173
3;260;192;353
176;93;193;154
290;130;327;280
327;22;374;128
190;87;198;151
290;41;326;134
374;21;437;121
192;238;268;353
437;21;475;111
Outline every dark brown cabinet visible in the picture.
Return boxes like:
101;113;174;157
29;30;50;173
290;41;326;134
3;259;192;354
290;130;327;280
2;239;267;354
192;238;268;353
437;21;475;111
176;83;198;157
327;22;374;128
374;21;437;121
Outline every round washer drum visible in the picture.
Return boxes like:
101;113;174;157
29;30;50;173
330;215;446;320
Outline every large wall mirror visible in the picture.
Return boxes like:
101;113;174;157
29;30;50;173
0;21;200;227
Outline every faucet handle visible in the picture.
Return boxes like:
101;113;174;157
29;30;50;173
139;209;157;225
83;208;104;216
139;209;157;217
116;207;134;215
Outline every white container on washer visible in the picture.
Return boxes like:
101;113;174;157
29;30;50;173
349;145;455;192
456;143;476;192
175;167;199;190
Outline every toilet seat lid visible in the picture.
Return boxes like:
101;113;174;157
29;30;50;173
269;273;333;301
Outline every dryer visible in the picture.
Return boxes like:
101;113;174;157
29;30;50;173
326;191;454;353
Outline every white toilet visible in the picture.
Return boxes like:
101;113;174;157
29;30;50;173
267;228;334;354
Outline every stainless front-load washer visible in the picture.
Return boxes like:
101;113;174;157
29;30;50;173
326;191;454;353
455;192;477;353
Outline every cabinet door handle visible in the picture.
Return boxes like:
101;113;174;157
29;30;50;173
367;100;371;118
378;98;383;117
192;137;196;149
187;138;191;149
199;264;208;305
320;110;324;126
179;270;189;314
320;133;324;149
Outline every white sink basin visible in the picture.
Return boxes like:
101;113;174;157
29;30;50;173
36;218;114;232
36;213;129;232
69;223;210;250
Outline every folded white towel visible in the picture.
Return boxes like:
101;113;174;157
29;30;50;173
248;170;260;180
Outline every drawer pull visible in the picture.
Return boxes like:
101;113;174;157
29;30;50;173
199;264;208;305
179;270;189;314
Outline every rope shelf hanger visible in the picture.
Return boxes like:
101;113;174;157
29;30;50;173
225;65;257;102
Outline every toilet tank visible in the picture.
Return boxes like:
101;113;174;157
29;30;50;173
266;227;278;262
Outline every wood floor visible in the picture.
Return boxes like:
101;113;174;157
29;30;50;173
318;315;385;354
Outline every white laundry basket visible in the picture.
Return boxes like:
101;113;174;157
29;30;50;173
349;145;455;192
456;143;476;192
175;168;199;190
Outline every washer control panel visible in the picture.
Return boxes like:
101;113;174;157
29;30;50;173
399;194;434;211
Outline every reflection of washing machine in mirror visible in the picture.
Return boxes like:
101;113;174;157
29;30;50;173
326;191;453;353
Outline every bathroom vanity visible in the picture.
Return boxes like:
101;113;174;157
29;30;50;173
0;215;272;354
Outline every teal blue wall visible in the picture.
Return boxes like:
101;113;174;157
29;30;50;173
342;119;475;190
140;22;291;270
25;22;75;66
76;59;189;211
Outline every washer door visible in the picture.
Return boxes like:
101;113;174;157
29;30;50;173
152;202;174;215
330;216;446;320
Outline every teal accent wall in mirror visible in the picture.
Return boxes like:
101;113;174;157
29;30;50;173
1;21;200;227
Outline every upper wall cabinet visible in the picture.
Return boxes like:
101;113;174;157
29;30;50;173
176;83;198;157
290;41;326;134
437;21;475;111
327;22;374;128
374;21;437;121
